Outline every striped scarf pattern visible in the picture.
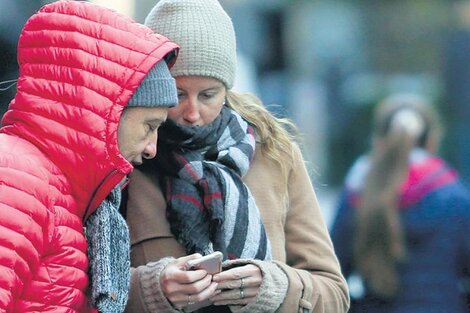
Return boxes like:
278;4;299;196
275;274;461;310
149;106;272;260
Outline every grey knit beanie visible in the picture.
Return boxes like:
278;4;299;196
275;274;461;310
127;59;178;107
144;0;236;89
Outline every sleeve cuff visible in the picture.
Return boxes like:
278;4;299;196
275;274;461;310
223;259;289;313
137;257;181;313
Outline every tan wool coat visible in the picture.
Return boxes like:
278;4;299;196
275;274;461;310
124;144;350;313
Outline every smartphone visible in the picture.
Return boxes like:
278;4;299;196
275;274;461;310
185;251;223;274
184;251;223;312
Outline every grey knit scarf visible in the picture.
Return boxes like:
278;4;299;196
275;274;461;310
86;186;130;313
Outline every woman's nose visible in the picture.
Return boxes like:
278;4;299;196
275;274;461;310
182;99;201;124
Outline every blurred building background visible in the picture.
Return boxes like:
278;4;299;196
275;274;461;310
2;0;470;226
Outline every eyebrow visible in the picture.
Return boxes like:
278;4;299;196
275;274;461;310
177;84;224;93
204;84;224;91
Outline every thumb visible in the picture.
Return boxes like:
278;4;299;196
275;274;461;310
176;253;203;269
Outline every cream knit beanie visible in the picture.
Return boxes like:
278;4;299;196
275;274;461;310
145;0;237;89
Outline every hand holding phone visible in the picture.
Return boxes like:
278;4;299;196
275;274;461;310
183;251;223;312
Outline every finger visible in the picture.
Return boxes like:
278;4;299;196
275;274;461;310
211;286;257;301
190;281;220;304
173;281;220;309
212;265;242;281
162;258;208;287
162;270;212;304
166;276;214;309
214;265;262;290
213;264;259;282
211;287;257;306
175;253;203;268
173;273;214;296
160;264;201;287
215;276;251;290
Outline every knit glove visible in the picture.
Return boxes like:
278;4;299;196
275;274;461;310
222;259;288;313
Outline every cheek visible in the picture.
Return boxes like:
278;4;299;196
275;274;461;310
118;129;145;161
117;137;131;160
135;141;147;154
201;103;224;123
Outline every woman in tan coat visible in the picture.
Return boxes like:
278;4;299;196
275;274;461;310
123;0;349;312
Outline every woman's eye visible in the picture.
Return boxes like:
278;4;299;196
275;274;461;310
201;93;214;100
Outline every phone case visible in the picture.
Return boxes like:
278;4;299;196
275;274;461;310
185;251;223;274
184;251;223;312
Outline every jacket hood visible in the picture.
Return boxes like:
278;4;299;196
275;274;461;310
0;0;178;218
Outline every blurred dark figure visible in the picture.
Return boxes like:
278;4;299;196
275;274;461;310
442;0;470;186
0;0;44;119
331;94;470;313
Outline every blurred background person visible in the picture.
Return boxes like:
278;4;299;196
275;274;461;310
330;93;470;313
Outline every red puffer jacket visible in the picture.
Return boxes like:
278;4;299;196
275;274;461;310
0;1;178;312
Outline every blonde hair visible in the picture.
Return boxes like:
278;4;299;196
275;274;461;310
226;90;298;186
354;93;442;299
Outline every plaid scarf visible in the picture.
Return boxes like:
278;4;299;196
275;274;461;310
148;106;271;260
